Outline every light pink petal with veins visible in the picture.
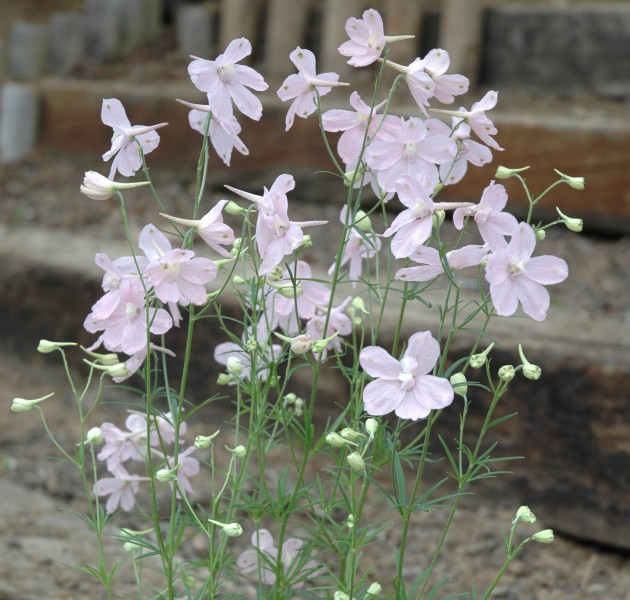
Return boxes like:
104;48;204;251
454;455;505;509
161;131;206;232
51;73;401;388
363;379;406;416
406;331;440;374
513;277;550;321
359;346;401;379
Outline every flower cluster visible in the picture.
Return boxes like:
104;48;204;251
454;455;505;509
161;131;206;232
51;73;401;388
94;412;199;513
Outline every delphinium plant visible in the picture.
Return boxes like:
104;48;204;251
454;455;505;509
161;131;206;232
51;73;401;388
12;8;585;600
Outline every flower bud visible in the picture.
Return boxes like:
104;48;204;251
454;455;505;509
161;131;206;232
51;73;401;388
535;228;546;241
156;465;179;482
225;444;246;458
85;426;104;445
207;519;243;537
433;210;445;228
518;345;541;380
494;165;530;179
312;331;340;354
345;514;355;529
532;529;554;543
498;365;515;383
290;334;312;354
224;200;246;215
556;207;583;233
266;267;284;282
343;164;366;187
346;451;366;473
334;592;351;600
449;372;468;397
231;237;242;253
300;234;313;249
276;284;303;299
217;373;234;385
226;356;243;376
194;431;220;448
232;275;246;286
351;297;369;314
340;427;366;442
105;363;130;379
283;392;297;405
513;505;537;525
246;338;259;352
80;171;150;201
37;340;77;353
554;169;585;190
326;432;355;448
293;400;304;417
469;343;495;369
366;582;382;597
11;392;54;413
365;418;378;439
352;210;372;232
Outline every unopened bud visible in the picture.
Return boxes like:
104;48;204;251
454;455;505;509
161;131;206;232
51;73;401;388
498;365;515;383
449;372;468;397
326;432;355;448
518;345;541;380
217;373;234;385
343;164;366;187
494;165;530;179
266;267;284;282
340;428;366;442
365;418;378;439
225;200;246;215
207;519;243;537
352;210;372;232
105;363;130;379
11;392;54;413
194;431;220;448
351;297;369;314
535;228;546;241
276;283;303;299
469;343;495;369
312;331;340;354
290;334;312;354
334;593;351;600
226;356;243;376
366;582;382;597
232;275;246;286
513;505;537;525
283;392;297;405
231;237;242;253
156;465;179;482
225;444;247;458
37;340;77;353
85;426;104;445
554;169;585;190
346;451;366;473
532;529;554;543
556;208;583;233
300;234;313;249
433;210;445;228
246;338;258;352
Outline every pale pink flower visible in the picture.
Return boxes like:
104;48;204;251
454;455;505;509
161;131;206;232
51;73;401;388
97;417;145;470
226;175;326;274
322;91;398;166
167;446;199;497
305;297;353;359
112;343;176;383
383;176;436;258
139;223;217;305
329;206;382;285
277;47;347;131
95;464;143;513
161;200;235;258
237;529;321;588
185;103;249;166
80;171;151;200
84;278;173;355
188;38;268;121
365;116;456;192
101;98;167;179
338;9;386;67
396;244;488;282
453;182;518;250
485;223;568;321
359;331;454;421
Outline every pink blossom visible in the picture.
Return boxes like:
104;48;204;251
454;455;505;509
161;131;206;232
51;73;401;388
101;98;167;179
395;244;488;282
322;91;398;166
97;417;146;470
277;47;347;131
84;278;173;355
95;465;143;513
112;343;176;383
383;176;436;258
338;9;386;67
305;297;353;359
237;529;321;588
329;207;382;285
161;200;235;258
485;223;568;321
167;446;199;497
185;103;249;166
453;182;518;249
359;331;454;421
226;175;326;274
365;116;456;192
139;224;217;305
188;38;268;121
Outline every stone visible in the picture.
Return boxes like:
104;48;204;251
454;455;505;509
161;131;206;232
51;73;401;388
264;0;310;78
219;0;258;50
9;21;48;80
439;0;482;85
320;0;362;78
383;0;424;65
84;0;122;63
176;3;218;58
48;12;85;76
482;5;630;92
119;0;147;54
146;0;165;41
0;83;40;164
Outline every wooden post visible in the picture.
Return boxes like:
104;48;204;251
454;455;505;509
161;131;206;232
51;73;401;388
176;3;218;58
220;0;259;51
0;83;40;164
383;0;424;64
265;0;310;78
439;0;482;85
320;0;362;77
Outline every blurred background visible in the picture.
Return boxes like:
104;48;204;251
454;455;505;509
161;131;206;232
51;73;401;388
0;1;628;598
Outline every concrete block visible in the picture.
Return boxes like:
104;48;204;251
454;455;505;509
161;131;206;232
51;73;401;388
48;12;85;76
146;0;165;41
119;0;147;54
9;22;48;80
176;3;218;58
265;0;309;77
84;0;123;62
320;0;362;78
482;5;630;92
0;83;40;164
